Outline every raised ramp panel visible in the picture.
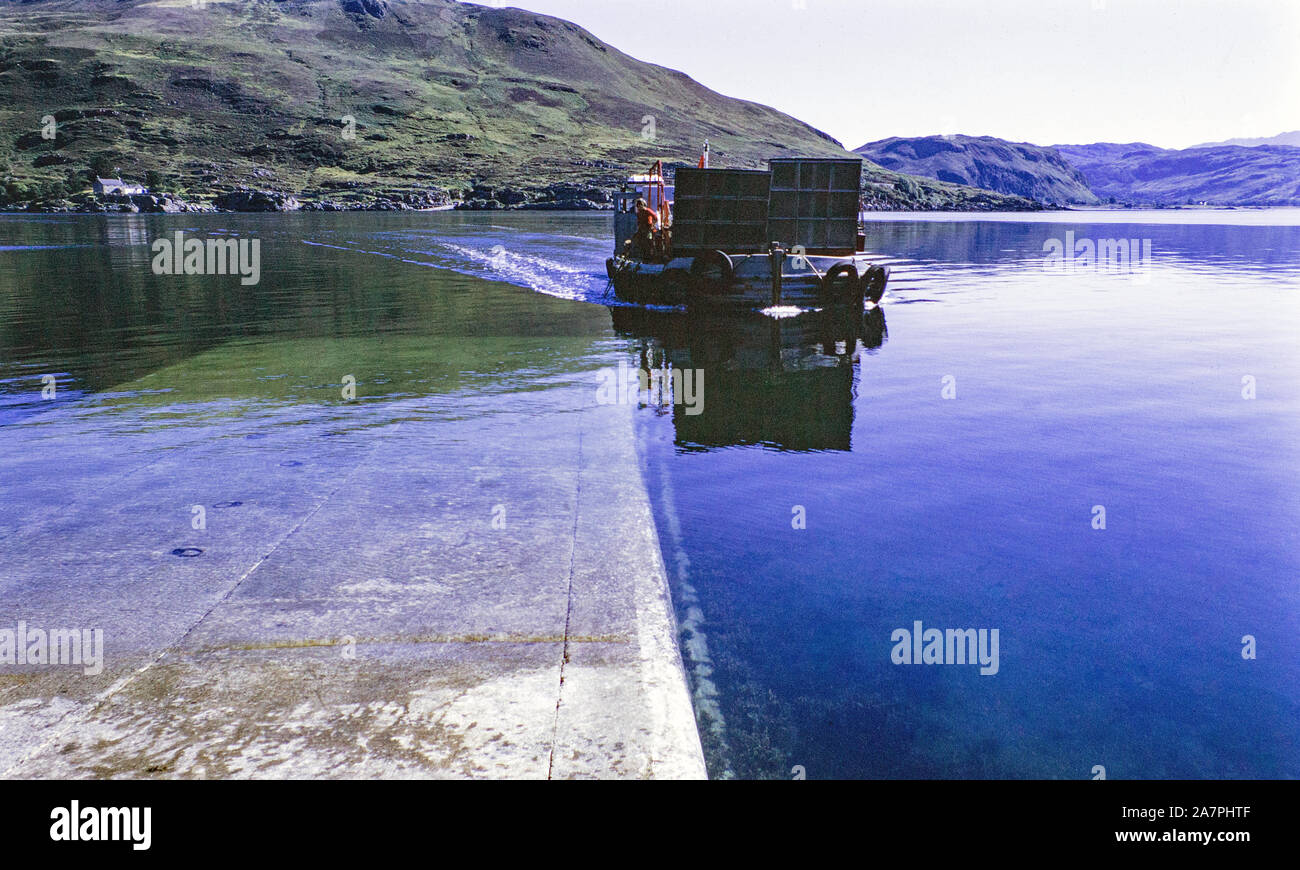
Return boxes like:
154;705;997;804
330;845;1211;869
767;158;862;255
671;168;772;255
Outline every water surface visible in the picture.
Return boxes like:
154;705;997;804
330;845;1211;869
2;209;1296;779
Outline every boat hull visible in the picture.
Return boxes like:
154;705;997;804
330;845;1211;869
607;253;887;311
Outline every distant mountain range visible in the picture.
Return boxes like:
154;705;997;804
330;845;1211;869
1193;131;1300;149
1051;142;1300;206
855;133;1300;207
855;135;1098;206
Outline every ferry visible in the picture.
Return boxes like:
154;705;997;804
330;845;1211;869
605;151;889;312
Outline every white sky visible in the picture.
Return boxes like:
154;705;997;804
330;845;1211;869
467;0;1300;150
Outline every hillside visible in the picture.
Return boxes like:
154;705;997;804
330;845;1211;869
1053;142;1300;206
0;0;848;208
0;0;1043;212
855;135;1098;205
858;162;1043;212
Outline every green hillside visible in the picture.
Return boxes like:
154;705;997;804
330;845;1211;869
0;0;1041;211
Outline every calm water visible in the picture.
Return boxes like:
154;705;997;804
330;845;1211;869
2;209;1297;779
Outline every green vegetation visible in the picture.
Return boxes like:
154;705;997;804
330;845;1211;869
0;0;1041;211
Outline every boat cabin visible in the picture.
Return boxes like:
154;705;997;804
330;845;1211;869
614;161;674;260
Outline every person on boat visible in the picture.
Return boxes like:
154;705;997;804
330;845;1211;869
633;197;660;259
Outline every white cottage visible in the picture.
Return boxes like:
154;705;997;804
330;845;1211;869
93;177;147;196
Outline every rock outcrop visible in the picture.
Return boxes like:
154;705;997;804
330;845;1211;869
213;190;302;212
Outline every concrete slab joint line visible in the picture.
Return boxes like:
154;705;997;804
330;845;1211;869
546;432;583;781
542;407;707;780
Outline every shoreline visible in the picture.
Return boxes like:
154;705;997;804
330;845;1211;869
1;179;1057;216
1;201;1066;216
4;196;1285;217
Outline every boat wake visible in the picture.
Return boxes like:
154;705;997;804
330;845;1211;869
434;240;608;303
304;235;684;310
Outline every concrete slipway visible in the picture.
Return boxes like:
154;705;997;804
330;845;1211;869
0;332;707;779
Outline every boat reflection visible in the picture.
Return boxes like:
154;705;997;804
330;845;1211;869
609;305;887;452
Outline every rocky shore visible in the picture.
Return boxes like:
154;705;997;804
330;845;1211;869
1;179;1050;214
1;165;1054;215
0;181;621;215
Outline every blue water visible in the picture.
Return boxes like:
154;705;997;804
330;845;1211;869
637;211;1300;779
2;209;1297;779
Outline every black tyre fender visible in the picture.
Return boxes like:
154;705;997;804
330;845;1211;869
689;250;734;291
605;258;617;281
862;264;890;304
820;262;861;306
